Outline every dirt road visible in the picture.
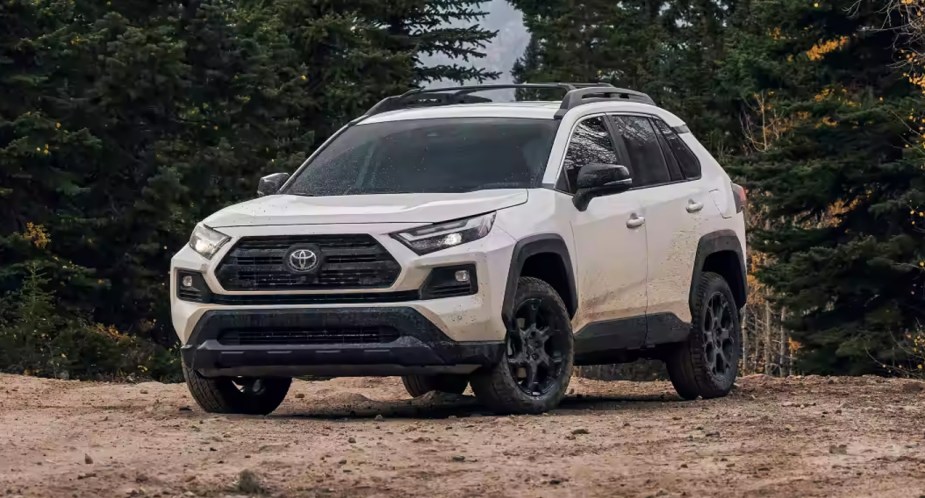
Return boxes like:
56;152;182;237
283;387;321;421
1;373;924;498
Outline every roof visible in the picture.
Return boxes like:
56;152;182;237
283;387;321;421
359;102;562;124
355;100;687;128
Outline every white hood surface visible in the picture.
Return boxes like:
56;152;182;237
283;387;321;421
203;189;529;227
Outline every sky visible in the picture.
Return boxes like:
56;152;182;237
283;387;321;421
476;0;530;83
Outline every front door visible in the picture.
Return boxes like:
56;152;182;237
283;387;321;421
560;116;649;348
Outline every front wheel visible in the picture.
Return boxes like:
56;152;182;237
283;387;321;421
182;360;291;415
665;271;741;400
470;277;574;414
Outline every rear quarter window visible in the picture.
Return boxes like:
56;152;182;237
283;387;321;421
653;119;701;180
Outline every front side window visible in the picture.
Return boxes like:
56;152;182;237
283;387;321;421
557;116;620;193
610;115;671;187
283;118;558;196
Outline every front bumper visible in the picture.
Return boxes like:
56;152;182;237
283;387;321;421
182;308;504;377
171;222;516;376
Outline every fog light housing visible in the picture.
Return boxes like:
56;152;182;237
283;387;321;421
176;271;211;303
421;264;478;300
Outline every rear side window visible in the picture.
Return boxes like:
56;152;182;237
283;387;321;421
653;119;701;179
557;116;620;193
610;115;670;187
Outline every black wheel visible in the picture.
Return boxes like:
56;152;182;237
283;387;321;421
666;271;741;400
182;359;291;415
401;374;469;397
470;277;574;414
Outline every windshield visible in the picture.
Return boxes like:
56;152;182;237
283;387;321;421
282;117;558;196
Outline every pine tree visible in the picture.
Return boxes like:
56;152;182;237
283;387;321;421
2;0;499;359
722;0;925;374
509;0;740;152
0;0;102;306
373;0;499;84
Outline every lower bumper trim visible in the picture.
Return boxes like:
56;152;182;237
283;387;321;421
182;307;504;378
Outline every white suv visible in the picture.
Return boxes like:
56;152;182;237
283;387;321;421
171;83;747;415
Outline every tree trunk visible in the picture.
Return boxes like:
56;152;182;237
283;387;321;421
741;307;749;373
780;307;789;376
764;302;772;374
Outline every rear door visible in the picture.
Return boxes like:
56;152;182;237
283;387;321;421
608;115;708;334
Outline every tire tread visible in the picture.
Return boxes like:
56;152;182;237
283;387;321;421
401;374;468;398
182;360;291;415
666;271;739;400
470;277;573;414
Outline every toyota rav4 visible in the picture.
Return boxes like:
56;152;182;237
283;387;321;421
171;83;748;415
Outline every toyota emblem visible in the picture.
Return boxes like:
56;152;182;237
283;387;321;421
287;248;319;272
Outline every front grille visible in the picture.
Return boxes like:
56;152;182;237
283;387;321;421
216;235;401;291
218;327;401;346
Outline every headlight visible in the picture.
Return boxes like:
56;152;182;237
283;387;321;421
392;212;496;255
188;224;230;259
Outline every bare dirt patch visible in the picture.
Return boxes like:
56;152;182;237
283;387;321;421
1;374;924;497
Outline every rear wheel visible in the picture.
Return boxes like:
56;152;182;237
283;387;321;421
182;359;291;415
401;374;469;398
470;277;574;414
666;271;741;400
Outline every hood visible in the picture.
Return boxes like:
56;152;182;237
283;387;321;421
203;189;529;227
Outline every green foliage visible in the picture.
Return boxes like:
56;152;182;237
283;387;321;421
721;0;925;374
363;0;500;83
0;0;495;380
0;263;182;381
510;0;742;155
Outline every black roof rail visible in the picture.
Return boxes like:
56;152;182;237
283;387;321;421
361;82;655;120
554;87;655;118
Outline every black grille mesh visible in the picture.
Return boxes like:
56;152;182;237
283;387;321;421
218;327;401;346
215;235;400;291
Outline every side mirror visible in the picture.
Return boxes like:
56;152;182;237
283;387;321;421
257;172;290;197
573;164;632;211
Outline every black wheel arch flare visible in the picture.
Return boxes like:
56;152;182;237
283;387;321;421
689;230;748;315
501;234;579;328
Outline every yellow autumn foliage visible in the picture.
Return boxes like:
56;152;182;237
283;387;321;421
93;323;125;339
23;222;50;249
806;36;850;61
905;328;925;376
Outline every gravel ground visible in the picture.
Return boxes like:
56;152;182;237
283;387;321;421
1;373;924;497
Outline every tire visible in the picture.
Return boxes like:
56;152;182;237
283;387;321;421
666;271;741;400
182;359;291;415
470;277;574;414
401;374;469;398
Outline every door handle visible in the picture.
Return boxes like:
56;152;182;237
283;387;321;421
626;214;645;229
686;200;704;213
